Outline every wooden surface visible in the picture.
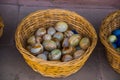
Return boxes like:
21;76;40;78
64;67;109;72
0;0;120;80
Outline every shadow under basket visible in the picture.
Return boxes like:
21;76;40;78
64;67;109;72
0;17;4;37
100;10;120;74
15;9;97;78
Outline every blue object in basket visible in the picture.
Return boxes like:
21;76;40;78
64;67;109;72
112;43;117;49
112;29;120;37
72;30;78;34
116;37;120;47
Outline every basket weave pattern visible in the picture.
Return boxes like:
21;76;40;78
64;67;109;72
100;10;120;73
0;17;4;37
15;9;97;77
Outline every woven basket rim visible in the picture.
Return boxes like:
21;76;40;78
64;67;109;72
100;10;120;58
15;9;97;66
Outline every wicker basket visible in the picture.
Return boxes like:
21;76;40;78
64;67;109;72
15;9;97;77
0;16;4;37
100;10;120;73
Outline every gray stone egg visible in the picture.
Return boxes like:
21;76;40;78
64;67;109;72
47;27;56;35
37;54;47;60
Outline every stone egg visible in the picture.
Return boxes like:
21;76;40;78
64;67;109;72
48;49;62;61
52;38;61;49
73;49;85;59
64;30;74;38
108;35;117;43
62;38;69;48
62;54;73;62
30;43;44;55
43;40;57;51
55;21;68;32
43;34;52;40
37;54;47;60
27;35;36;45
53;32;64;41
47;27;56;35
35;28;46;37
79;37;90;50
69;34;81;47
62;46;76;55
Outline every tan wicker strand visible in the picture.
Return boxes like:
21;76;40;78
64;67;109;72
0;16;4;37
15;9;97;78
100;10;120;73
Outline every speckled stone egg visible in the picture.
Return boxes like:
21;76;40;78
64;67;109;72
53;32;64;41
55;21;68;32
47;27;56;35
35;28;46;37
43;40;57;51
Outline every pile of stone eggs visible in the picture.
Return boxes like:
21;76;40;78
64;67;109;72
26;21;90;62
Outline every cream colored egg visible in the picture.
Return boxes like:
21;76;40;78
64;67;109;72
55;21;68;32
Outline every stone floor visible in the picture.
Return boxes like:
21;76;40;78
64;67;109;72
0;0;120;80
